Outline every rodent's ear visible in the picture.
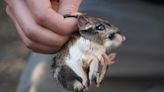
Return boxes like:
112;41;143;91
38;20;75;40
78;15;92;30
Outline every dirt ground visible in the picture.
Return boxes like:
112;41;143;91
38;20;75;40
0;1;30;92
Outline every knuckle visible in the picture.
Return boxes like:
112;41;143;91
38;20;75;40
35;12;47;23
23;40;33;49
60;23;76;35
54;40;64;47
22;26;35;38
5;0;18;6
61;28;68;34
54;37;67;47
59;27;72;35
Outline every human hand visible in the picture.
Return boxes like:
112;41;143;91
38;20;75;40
5;0;82;53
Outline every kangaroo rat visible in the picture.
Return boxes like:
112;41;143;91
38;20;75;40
51;14;125;92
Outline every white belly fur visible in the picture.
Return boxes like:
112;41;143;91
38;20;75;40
65;37;106;86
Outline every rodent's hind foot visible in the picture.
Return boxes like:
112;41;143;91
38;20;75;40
73;80;84;92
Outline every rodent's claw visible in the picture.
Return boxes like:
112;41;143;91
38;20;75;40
96;53;117;86
102;53;117;65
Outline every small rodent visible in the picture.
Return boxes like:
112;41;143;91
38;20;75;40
51;14;125;92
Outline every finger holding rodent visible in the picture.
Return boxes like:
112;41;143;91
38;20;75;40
6;6;60;53
58;0;83;33
15;23;60;53
25;0;80;35
58;0;82;15
6;0;68;53
10;0;68;46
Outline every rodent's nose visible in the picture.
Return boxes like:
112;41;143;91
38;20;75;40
116;31;126;42
122;36;126;42
115;33;126;42
116;31;121;34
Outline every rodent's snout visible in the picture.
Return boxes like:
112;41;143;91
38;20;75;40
116;31;121;34
108;31;126;42
122;35;126;42
115;32;126;42
117;31;126;42
108;31;125;41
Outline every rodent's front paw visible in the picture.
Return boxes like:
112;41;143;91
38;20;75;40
102;53;117;65
96;53;117;87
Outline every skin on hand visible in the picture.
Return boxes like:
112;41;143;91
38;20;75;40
5;0;82;53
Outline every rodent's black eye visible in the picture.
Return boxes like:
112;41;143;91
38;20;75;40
95;24;105;30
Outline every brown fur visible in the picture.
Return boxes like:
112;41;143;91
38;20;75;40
52;32;80;68
51;14;125;92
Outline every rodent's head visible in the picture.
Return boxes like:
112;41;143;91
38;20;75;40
77;15;126;48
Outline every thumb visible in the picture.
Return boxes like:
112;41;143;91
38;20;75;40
58;0;82;15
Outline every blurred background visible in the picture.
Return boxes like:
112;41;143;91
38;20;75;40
80;0;164;92
0;0;30;92
0;0;164;92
